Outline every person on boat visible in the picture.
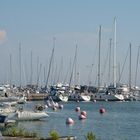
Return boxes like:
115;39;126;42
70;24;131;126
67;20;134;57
5;92;8;97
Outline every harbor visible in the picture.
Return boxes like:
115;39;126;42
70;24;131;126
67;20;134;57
0;101;140;140
1;1;140;140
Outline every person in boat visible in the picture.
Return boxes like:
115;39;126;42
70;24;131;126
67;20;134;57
5;92;8;97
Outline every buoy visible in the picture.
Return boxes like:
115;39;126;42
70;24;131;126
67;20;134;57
45;105;48;109
59;104;63;109
76;100;79;103
75;107;80;112
93;99;96;102
66;117;74;125
99;108;106;114
79;114;86;120
81;111;87;117
52;106;57;111
55;102;59;108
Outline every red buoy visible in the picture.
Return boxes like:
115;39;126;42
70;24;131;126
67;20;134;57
59;104;63;109
75;107;80;112
81;111;87;117
99;108;106;114
79;114;86;120
66;117;74;125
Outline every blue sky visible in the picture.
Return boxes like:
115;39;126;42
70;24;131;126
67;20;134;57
0;0;140;86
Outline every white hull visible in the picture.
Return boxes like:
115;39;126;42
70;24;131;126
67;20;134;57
0;97;19;102
92;92;124;101
58;94;68;102
47;94;68;102
15;111;49;121
68;94;91;102
80;94;91;102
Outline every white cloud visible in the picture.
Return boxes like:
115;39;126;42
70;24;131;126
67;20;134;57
0;30;7;44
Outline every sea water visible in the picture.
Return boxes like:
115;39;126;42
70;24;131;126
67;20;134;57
17;101;140;140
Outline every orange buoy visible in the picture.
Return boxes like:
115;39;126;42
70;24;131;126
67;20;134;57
66;117;74;125
75;107;80;112
99;108;106;114
81;111;87;117
79;114;86;120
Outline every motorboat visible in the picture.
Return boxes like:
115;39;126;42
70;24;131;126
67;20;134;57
15;110;49;121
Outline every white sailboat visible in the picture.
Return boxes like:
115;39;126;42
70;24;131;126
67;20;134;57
46;83;68;102
92;18;124;101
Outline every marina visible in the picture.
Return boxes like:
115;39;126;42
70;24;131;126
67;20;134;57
1;1;140;140
0;100;139;140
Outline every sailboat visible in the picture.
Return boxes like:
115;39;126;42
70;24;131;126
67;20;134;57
92;18;124;101
45;38;68;102
46;83;68;102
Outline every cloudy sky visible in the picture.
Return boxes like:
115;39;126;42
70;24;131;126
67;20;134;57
0;0;140;86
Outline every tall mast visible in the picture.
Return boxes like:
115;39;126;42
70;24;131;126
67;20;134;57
9;54;12;87
36;56;39;85
45;37;55;88
69;45;77;87
74;44;78;85
113;17;117;88
108;38;112;84
44;66;46;86
37;63;42;86
129;43;131;90
98;25;101;89
30;51;33;85
19;43;22;89
135;46;140;86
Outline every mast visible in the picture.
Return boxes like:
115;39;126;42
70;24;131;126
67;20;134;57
108;38;112;84
98;25;101;89
113;17;117;88
135;46;140;86
45;37;55;88
37;63;42;86
74;44;78;86
44;66;46;86
36;56;39;85
69;45;77;87
19;43;22;89
9;54;12;87
30;51;33;85
57;57;63;83
129;43;131;90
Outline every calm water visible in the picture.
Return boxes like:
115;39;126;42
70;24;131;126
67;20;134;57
17;101;140;140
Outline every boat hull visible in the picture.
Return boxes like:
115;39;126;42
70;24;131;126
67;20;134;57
16;111;49;121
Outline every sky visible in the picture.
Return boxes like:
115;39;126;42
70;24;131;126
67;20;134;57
0;0;140;87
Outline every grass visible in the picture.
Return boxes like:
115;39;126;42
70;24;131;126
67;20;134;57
1;126;99;140
2;125;38;138
48;129;60;140
85;132;99;140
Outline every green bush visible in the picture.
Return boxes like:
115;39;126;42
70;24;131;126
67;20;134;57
49;129;60;140
2;126;38;138
85;132;98;140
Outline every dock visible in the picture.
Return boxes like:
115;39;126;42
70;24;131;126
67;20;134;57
26;93;48;101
